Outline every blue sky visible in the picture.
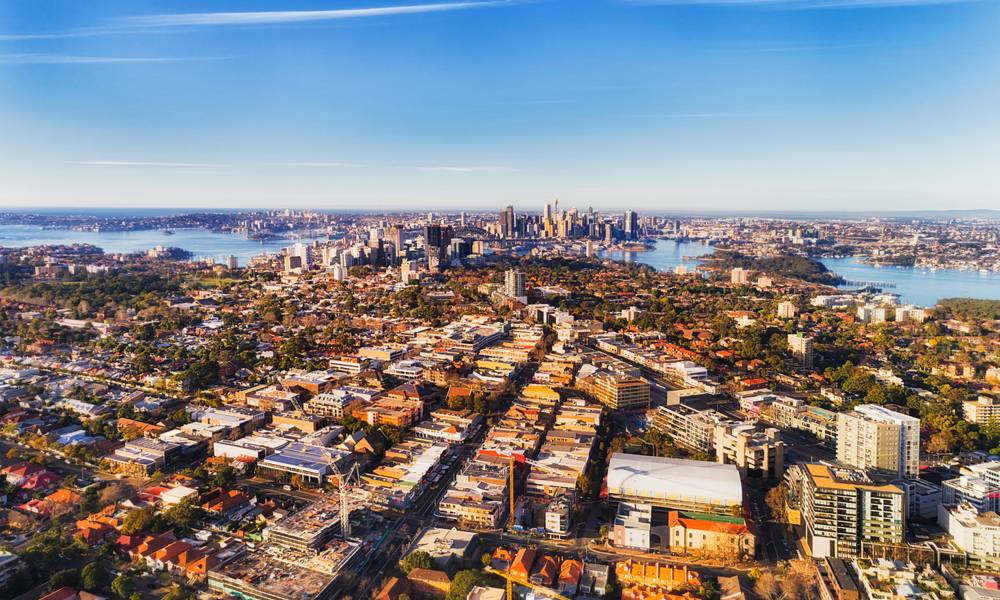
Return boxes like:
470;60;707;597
1;0;998;212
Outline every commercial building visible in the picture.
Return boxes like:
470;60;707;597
606;453;743;516
613;502;655;550
801;463;905;559
256;443;354;487
104;438;181;476
942;476;1000;515
837;404;920;478
892;477;942;522
611;501;753;559
213;434;289;461
279;370;342;396
577;366;650;410
413;410;484;445
305;387;377;419
409;528;480;570
938;503;1000;572
363;438;450;510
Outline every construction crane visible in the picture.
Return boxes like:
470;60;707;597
334;461;364;538
506;454;578;529
486;566;572;600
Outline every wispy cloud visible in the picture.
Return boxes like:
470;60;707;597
731;43;869;52
621;0;979;9
415;165;513;172
0;30;109;41
73;160;233;168
619;111;769;119
1;1;526;41
123;1;522;28
272;161;361;168
0;54;229;65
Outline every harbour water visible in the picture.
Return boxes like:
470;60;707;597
598;239;717;271
0;224;331;266
604;239;1000;306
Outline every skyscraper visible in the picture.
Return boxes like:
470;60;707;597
624;210;638;240
389;224;404;258
501;205;515;239
424;224;452;271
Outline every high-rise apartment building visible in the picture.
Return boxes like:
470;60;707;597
504;269;526;300
963;395;1000;425
777;301;798;319
801;463;905;559
836;404;920;478
730;267;749;285
787;333;814;369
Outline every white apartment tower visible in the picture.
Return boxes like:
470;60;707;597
777;301;798;319
837;404;920;478
787;333;814;369
504;269;526;300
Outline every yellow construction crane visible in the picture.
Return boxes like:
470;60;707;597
486;566;572;600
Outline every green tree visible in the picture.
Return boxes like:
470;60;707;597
446;570;485;600
212;465;238;488
120;506;157;535
162;583;193;600
111;573;134;598
399;550;433;575
48;568;80;591
81;561;110;591
165;498;205;531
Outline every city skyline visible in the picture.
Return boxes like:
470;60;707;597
2;0;999;210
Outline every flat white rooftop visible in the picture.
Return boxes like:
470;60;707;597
606;453;742;505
